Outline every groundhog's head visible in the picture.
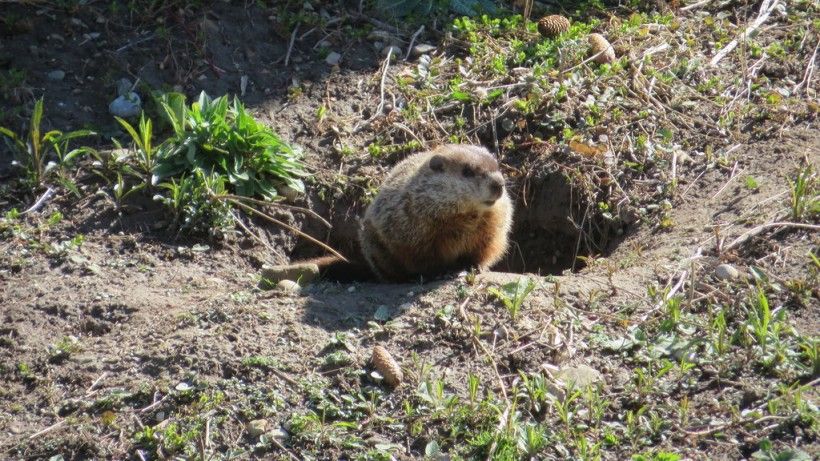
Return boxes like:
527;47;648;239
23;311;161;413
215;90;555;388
426;144;507;209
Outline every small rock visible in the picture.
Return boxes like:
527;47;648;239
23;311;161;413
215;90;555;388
382;45;401;58
325;52;342;66
277;185;301;202
247;419;268;438
412;43;436;56
367;30;393;41
269;428;288;442
116;78;134;97
47;70;65;81
260;263;320;288
109;93;141;118
276;279;301;293
715;263;739;281
556;365;603;388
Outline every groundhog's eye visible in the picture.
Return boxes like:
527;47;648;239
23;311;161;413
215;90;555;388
462;166;475;178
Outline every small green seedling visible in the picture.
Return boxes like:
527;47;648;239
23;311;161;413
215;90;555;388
488;277;536;320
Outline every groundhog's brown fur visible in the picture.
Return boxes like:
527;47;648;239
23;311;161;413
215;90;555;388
359;144;513;282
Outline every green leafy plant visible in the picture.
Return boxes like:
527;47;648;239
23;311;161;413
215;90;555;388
488;277;536;320
787;164;819;221
115;112;157;188
155;170;233;234
0;97;94;188
153;91;306;199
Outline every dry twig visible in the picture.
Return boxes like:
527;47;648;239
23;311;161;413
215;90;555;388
724;221;820;251
710;0;781;66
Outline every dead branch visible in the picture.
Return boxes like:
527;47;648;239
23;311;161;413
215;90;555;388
221;197;348;262
710;0;781;67
724;221;820;251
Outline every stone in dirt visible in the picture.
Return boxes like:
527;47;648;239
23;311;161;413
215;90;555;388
247;419;268;438
715;263;740;281
557;364;603;388
47;70;65;81
325;52;342;66
109;93;141;118
412;43;436;56
276;279;301;293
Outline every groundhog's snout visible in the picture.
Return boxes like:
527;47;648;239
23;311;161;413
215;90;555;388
486;174;505;202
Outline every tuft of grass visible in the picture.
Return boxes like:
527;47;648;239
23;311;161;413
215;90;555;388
786;164;819;222
488;277;536;320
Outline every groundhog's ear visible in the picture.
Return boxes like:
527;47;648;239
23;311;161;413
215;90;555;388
429;155;445;172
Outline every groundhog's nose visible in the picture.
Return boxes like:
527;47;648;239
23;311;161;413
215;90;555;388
489;178;504;200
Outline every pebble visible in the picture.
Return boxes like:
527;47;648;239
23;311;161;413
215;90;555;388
270;428;288;442
47;70;65;81
109;93;142;118
367;30;393;41
715;263;740;281
247;419;268;438
556;365;603;388
325;52;342;66
412;43;436;56
276;279;301;293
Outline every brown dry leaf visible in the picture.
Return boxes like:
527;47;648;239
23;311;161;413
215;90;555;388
569;139;606;157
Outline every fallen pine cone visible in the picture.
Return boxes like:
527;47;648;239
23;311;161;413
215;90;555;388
588;33;616;64
537;15;570;38
371;345;403;387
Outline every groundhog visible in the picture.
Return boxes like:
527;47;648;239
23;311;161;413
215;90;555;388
358;144;513;282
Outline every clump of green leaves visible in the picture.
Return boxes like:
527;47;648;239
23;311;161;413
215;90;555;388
488;277;536;320
786;164;818;221
153;91;306;199
0;97;94;189
154;170;233;234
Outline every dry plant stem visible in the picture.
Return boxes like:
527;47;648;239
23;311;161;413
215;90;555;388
392;122;427;148
710;0;781;66
270;433;301;461
724;222;820;251
216;193;331;228
22;186;55;214
404;25;425;61
271;368;299;387
793;38;819;94
232;211;276;254
680;0;712;12
456;295;509;402
710;161;740;200
354;47;393;133
28;419;66;440
284;24;299;67
224;198;348;262
139;394;168;413
640;269;689;323
85;371;109;396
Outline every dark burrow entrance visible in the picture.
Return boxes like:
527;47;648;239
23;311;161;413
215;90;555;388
288;159;630;280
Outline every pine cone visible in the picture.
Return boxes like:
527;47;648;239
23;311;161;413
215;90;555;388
537;15;570;38
372;345;403;387
588;33;616;64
